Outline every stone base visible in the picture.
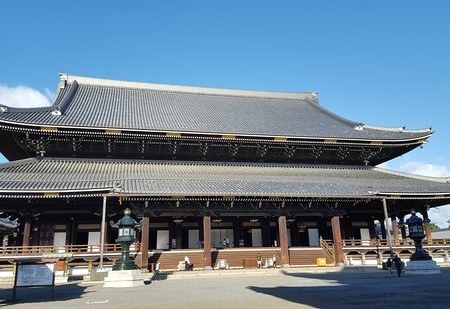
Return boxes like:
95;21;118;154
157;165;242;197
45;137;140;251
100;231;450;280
55;275;69;283
103;270;145;288
90;270;109;282
406;260;441;275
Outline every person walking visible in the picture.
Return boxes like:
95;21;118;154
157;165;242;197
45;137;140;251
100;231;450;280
154;261;160;280
386;258;392;275
393;254;402;277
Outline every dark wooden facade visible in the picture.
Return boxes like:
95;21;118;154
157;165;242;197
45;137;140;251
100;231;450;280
0;74;449;271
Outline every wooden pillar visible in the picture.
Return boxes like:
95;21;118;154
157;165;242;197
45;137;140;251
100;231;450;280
290;220;300;247
368;219;376;239
232;218;242;247
203;215;212;269
278;216;289;266
382;198;394;260
168;221;175;249
261;218;270;247
422;210;433;244
31;217;41;246
391;216;399;245
331;216;344;265
318;217;327;240
380;218;387;240
175;223;182;249
22;215;31;249
141;215;150;270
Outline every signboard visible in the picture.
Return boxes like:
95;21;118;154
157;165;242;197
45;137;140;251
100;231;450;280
13;262;55;300
16;263;54;286
42;252;73;259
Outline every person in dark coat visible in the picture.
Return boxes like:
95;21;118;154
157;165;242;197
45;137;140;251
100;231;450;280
386;258;392;274
392;254;402;277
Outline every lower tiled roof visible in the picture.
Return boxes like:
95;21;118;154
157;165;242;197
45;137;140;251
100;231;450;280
0;157;449;197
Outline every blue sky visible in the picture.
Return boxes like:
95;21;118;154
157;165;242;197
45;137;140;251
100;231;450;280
0;1;449;226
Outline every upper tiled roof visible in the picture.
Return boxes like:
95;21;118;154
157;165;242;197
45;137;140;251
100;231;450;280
0;74;432;141
0;157;448;198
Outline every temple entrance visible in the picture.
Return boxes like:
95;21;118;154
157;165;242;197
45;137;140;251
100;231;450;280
156;230;169;249
188;230;200;248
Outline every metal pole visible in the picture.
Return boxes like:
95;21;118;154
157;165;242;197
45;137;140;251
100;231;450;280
98;196;107;270
382;198;394;273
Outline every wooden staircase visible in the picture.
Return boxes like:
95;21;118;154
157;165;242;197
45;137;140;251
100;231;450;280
320;238;335;264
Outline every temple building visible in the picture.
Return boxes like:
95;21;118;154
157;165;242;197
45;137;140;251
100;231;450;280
0;74;450;272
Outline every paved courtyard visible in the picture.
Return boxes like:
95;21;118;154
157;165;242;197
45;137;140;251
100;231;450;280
1;268;450;308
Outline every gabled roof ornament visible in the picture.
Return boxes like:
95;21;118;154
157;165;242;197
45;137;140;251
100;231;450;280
0;105;8;113
354;123;364;131
51;108;62;116
113;181;123;193
59;73;69;89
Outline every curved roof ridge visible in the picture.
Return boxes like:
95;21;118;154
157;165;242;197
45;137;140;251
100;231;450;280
61;73;316;101
362;124;432;134
33;157;374;171
373;166;450;184
305;99;359;129
0;79;73;115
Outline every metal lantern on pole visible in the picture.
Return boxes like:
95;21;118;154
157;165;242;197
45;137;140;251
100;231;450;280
405;211;432;261
110;208;142;270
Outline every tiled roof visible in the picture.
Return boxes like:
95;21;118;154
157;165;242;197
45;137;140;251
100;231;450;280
0;157;448;197
0;74;432;141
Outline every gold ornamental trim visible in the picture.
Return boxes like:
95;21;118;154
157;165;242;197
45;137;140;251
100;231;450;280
166;132;182;137
274;137;288;142
44;192;60;197
222;135;236;140
41;126;58;132
324;139;337;144
105;129;122;135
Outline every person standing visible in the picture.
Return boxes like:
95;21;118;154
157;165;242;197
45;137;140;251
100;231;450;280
184;255;191;271
225;236;230;248
393;254;402;277
256;253;262;268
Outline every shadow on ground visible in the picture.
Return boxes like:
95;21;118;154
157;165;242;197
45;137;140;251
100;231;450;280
0;283;90;307
247;268;450;308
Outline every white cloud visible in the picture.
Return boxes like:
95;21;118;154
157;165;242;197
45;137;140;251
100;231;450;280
0;84;52;108
397;161;450;229
399;161;450;177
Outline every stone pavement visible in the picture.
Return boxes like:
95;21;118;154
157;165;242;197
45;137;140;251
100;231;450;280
1;267;450;308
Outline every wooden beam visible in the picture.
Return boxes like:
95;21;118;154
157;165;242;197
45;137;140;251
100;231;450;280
22;216;31;250
331;216;344;265
382;198;394;261
422;209;433;244
391;216;399;245
141;215;150;270
203;215;212;269
278;216;289;266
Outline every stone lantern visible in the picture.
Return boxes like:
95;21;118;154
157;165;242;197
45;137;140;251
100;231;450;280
405;211;431;261
109;208;142;270
404;210;440;274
